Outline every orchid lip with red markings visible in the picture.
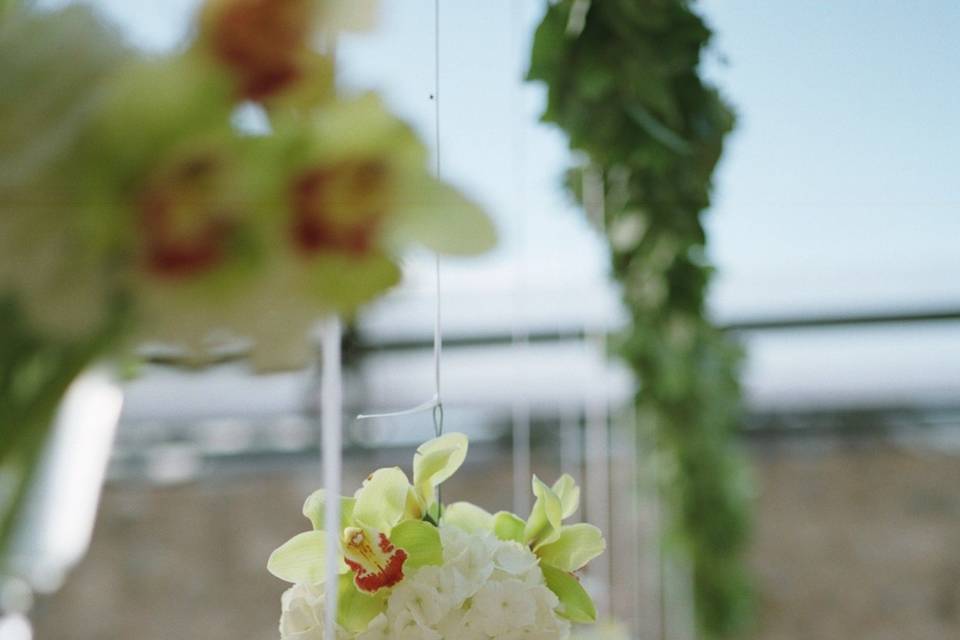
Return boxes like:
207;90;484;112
342;527;407;593
289;160;389;256
138;154;235;279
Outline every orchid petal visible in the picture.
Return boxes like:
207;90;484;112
267;531;328;585
337;572;387;632
443;502;493;534
551;474;580;520
352;467;412;533
412;432;468;507
389;519;443;569
302;489;356;531
536;523;606;572
525;475;564;549
392;177;497;256
492;511;526;543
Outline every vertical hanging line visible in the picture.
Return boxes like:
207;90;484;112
509;0;532;518
320;316;343;640
356;0;444;446
432;0;443;441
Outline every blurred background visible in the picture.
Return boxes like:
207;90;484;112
30;1;960;639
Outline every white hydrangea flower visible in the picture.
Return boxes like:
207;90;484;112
471;578;539;636
355;614;390;640
437;608;488;640
388;569;453;626
492;540;540;578
411;564;466;609
390;608;441;640
279;583;350;640
531;585;571;640
440;524;496;598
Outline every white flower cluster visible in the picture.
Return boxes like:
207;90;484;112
279;524;571;640
278;583;350;640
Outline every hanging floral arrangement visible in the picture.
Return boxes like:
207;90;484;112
0;0;494;564
268;434;606;639
527;0;752;637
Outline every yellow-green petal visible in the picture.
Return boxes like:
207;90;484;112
412;432;468;507
536;523;606;572
352;467;412;533
389;520;443;569
444;502;493;534
541;564;598;623
302;490;356;531
267;531;327;584
551;474;580;520
525;475;564;549
492;511;526;543
392;177;497;256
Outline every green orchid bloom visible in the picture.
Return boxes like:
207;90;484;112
445;473;606;624
267;433;468;632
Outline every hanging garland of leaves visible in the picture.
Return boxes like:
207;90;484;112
528;1;752;637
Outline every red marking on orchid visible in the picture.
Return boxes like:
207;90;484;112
289;160;388;256
208;0;310;100
343;528;407;593
138;155;234;278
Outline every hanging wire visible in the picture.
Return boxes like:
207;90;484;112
320;316;343;640
509;0;532;518
356;0;444;443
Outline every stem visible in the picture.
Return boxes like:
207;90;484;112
0;296;128;570
0;348;99;565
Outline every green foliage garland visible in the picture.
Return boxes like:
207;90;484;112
528;1;753;636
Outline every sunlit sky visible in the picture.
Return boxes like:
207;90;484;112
41;0;960;322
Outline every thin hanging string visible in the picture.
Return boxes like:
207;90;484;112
509;0;532;517
320;316;343;640
357;0;444;446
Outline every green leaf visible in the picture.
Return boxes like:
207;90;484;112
551;474;581;520
267;531;328;584
541;563;598;623
524;475;564;549
536;523;606;572
624;102;691;154
337;572;387;632
352;467;412;533
412;432;468;507
443;502;493;534
302;490;356;531
389;520;443;569
492;511;526;543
